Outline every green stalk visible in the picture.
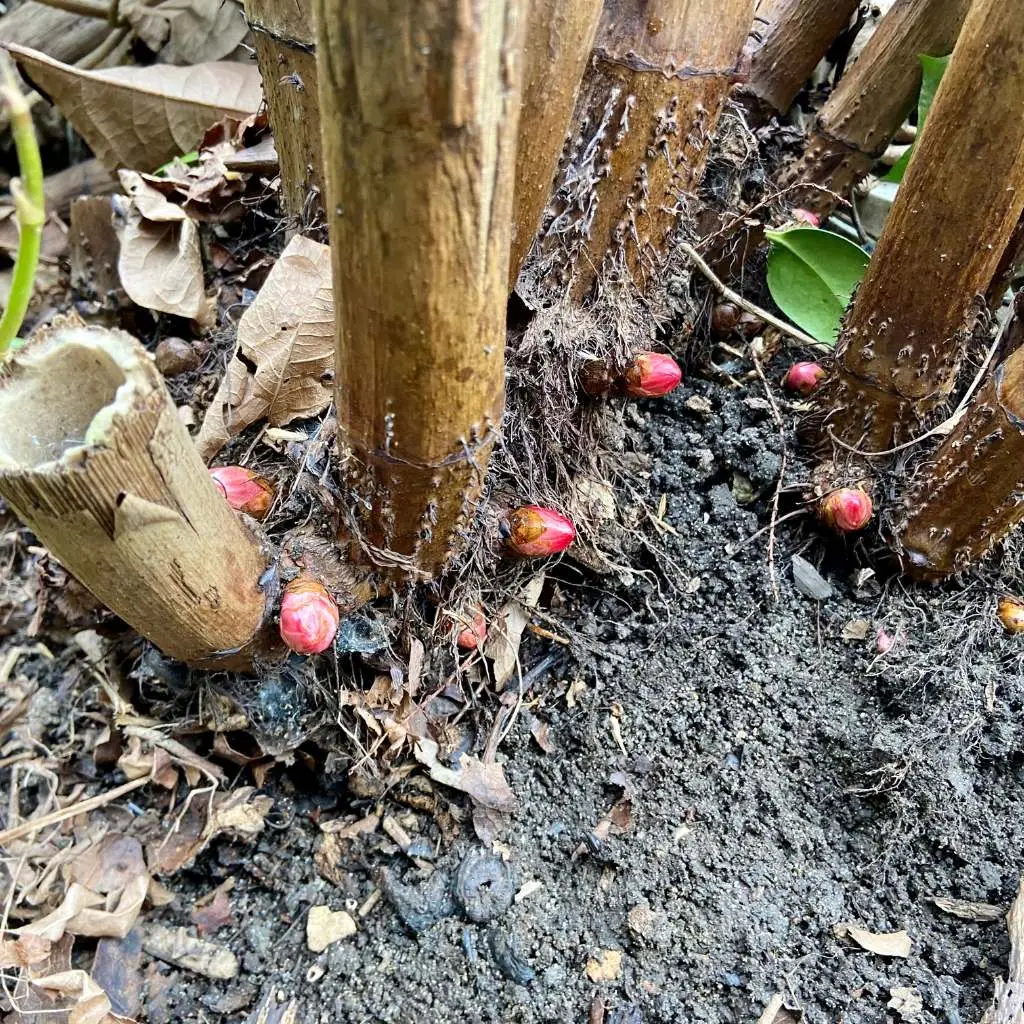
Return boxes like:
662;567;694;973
0;58;44;360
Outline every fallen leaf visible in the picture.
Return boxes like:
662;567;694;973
930;896;1004;923
306;906;356;953
0;933;51;969
833;922;912;957
114;171;209;321
888;987;923;1018
191;879;234;937
197;234;334;459
529;716;555;754
133;0;249;65
91;929;144;1019
841;618;871;641
484;573;545;690
585;948;623;982
414;737;518;813
6;44;262;171
143;924;238;979
30;969;124;1024
319;811;381;838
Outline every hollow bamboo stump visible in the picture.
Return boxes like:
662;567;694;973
0;324;268;665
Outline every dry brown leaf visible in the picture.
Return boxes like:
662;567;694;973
320;811;380;838
484;573;545;690
191;881;234;937
585;948;623;982
21;876;148;941
0;933;51;969
930;896;1005;923
134;0;249;65
888;987;923;1018
6;44;261;171
115;171;209;321
30;969;128;1024
833;922;912;957
197;234;334;459
414;737;518;813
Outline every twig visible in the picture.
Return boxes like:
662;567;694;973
27;0;118;19
828;312;1012;458
678;242;828;352
0;775;148;845
0;57;44;358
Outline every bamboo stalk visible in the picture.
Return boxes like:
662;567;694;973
313;0;524;577
245;0;322;225
0;324;269;665
777;0;971;220
741;0;860;122
898;341;1024;579
540;0;754;299
509;0;602;288
819;0;1024;452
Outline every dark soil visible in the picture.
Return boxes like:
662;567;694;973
90;366;1024;1024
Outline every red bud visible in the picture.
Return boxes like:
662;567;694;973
624;352;682;398
455;607;487;650
819;488;873;534
792;208;821;227
783;361;826;396
506;505;576;557
997;596;1024;635
210;466;275;520
875;627;895;654
280;576;339;654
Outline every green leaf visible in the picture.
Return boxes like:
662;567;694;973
765;227;869;344
882;54;950;183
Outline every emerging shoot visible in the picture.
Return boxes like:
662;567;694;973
209;466;276;521
624;353;683;398
783;361;826;396
280;576;340;655
819;488;873;534
455;607;488;650
506;505;576;557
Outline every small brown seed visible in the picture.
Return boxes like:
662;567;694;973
154;337;201;376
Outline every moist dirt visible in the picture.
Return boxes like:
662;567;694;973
121;364;1024;1024
6;360;1024;1024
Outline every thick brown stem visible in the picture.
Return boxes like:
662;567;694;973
313;0;523;578
245;0;323;224
898;342;1024;579
509;0;602;287
777;0;971;220
0;323;268;665
540;0;754;299
740;0;860;122
819;0;1024;452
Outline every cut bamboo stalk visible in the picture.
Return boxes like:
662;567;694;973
0;323;269;665
312;0;524;577
740;0;860;122
540;0;754;299
245;0;322;224
898;342;1024;579
777;0;971;220
819;0;1024;452
509;0;603;288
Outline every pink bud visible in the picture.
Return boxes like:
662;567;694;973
624;352;682;398
783;361;826;396
792;208;821;227
280;576;339;654
209;466;275;520
506;505;576;557
819;488;873;534
455;608;487;650
875;627;895;654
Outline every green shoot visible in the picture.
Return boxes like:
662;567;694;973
0;56;44;361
